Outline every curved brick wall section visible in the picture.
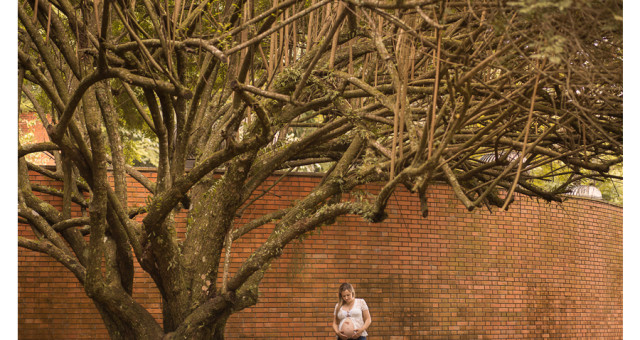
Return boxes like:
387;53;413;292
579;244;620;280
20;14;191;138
18;170;622;339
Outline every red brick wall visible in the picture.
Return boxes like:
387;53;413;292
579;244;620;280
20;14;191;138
18;170;623;339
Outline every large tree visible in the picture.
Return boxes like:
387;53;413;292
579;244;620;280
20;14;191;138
18;0;622;338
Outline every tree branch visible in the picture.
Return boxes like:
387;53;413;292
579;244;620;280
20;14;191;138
19;142;60;158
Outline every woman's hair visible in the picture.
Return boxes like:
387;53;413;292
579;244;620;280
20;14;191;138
337;283;356;310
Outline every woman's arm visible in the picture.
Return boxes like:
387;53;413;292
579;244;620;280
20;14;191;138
354;309;371;338
362;309;372;330
333;315;348;339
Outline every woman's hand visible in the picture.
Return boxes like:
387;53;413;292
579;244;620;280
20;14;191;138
350;328;363;339
336;332;349;340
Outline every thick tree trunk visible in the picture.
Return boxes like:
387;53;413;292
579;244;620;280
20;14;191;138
183;313;231;340
94;304;138;340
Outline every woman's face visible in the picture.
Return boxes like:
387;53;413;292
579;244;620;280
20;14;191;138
341;289;354;304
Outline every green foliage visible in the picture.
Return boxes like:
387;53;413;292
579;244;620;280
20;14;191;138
113;83;159;166
531;35;567;64
526;161;575;200
19;97;34;113
597;164;622;205
507;0;573;14
18;115;37;145
20;82;53;115
527;160;622;205
272;67;302;94
120;128;159;167
114;85;151;135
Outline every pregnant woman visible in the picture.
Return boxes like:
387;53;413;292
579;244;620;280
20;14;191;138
332;283;372;340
